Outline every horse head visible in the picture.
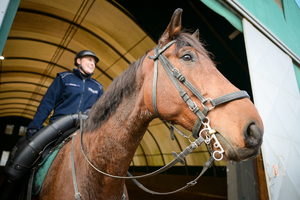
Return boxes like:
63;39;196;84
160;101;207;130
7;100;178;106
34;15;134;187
142;8;264;162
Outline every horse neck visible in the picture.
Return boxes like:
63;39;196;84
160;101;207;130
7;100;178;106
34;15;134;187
81;85;153;176
70;77;155;199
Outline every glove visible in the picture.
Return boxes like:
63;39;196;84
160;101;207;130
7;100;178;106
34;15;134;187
83;108;91;115
26;128;39;140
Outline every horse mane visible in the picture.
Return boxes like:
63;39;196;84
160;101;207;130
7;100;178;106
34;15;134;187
83;30;212;133
83;53;148;132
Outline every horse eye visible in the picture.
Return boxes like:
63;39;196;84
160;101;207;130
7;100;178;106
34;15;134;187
181;54;193;62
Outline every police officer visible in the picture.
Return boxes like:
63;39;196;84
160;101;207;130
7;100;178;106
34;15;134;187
26;50;103;139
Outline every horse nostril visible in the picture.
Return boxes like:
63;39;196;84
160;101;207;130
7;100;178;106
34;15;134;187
243;123;262;147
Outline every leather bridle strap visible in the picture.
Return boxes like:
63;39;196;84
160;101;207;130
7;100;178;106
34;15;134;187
151;42;188;139
156;47;207;121
127;156;214;195
75;110;211;195
78;110;205;180
71;133;127;200
211;90;249;107
75;112;212;195
148;41;250;139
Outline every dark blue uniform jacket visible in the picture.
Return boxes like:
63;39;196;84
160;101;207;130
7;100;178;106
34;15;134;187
28;68;103;130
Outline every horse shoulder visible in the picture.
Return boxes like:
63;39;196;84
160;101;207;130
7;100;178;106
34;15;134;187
39;142;73;199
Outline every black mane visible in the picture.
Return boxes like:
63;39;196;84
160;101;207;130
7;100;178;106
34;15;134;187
83;31;212;132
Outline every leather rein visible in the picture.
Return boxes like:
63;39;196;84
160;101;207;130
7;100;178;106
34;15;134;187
70;40;250;198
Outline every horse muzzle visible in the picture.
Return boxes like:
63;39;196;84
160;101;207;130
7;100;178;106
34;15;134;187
243;121;263;148
214;121;263;162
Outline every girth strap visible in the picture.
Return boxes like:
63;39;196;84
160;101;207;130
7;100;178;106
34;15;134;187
71;134;82;200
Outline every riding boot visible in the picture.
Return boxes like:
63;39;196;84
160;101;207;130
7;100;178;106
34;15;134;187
0;179;18;200
4;114;87;182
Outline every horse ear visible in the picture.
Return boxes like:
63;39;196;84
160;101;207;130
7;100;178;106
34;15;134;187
192;29;199;40
159;8;183;47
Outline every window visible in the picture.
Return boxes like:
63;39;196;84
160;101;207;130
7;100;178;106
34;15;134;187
4;124;14;135
0;151;10;166
19;126;27;136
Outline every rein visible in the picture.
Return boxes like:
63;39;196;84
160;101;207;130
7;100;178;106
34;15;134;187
70;112;214;197
70;40;250;197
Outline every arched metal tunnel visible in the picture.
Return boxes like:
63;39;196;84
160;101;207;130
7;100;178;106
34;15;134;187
0;0;259;199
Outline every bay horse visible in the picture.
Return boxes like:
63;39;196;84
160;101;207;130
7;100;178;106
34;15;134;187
38;8;263;199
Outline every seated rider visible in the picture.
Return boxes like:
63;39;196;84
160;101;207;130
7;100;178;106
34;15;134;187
0;50;104;200
26;50;103;140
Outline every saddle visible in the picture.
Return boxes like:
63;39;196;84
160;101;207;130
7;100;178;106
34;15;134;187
30;139;67;196
0;114;88;200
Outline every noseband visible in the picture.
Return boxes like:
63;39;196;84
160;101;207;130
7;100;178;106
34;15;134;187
148;40;250;160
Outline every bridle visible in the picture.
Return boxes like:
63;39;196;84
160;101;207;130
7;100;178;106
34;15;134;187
70;40;250;198
149;40;249;159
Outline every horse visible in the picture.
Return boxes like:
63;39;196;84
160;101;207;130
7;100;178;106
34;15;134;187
38;8;264;199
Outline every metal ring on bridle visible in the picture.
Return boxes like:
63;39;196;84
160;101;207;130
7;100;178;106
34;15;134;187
199;128;211;143
213;151;223;161
202;98;215;111
201;117;210;125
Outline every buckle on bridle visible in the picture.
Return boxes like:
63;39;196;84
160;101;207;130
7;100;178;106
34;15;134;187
202;98;215;111
189;101;199;112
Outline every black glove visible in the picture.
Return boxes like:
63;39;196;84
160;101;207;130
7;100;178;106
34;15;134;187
26;128;39;140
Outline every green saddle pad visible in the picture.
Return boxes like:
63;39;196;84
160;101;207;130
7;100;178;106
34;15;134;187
32;143;63;195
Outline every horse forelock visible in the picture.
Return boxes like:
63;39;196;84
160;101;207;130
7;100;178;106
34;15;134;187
173;30;213;61
83;53;148;132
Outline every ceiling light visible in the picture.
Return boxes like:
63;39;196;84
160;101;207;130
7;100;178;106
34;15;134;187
0;56;4;60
